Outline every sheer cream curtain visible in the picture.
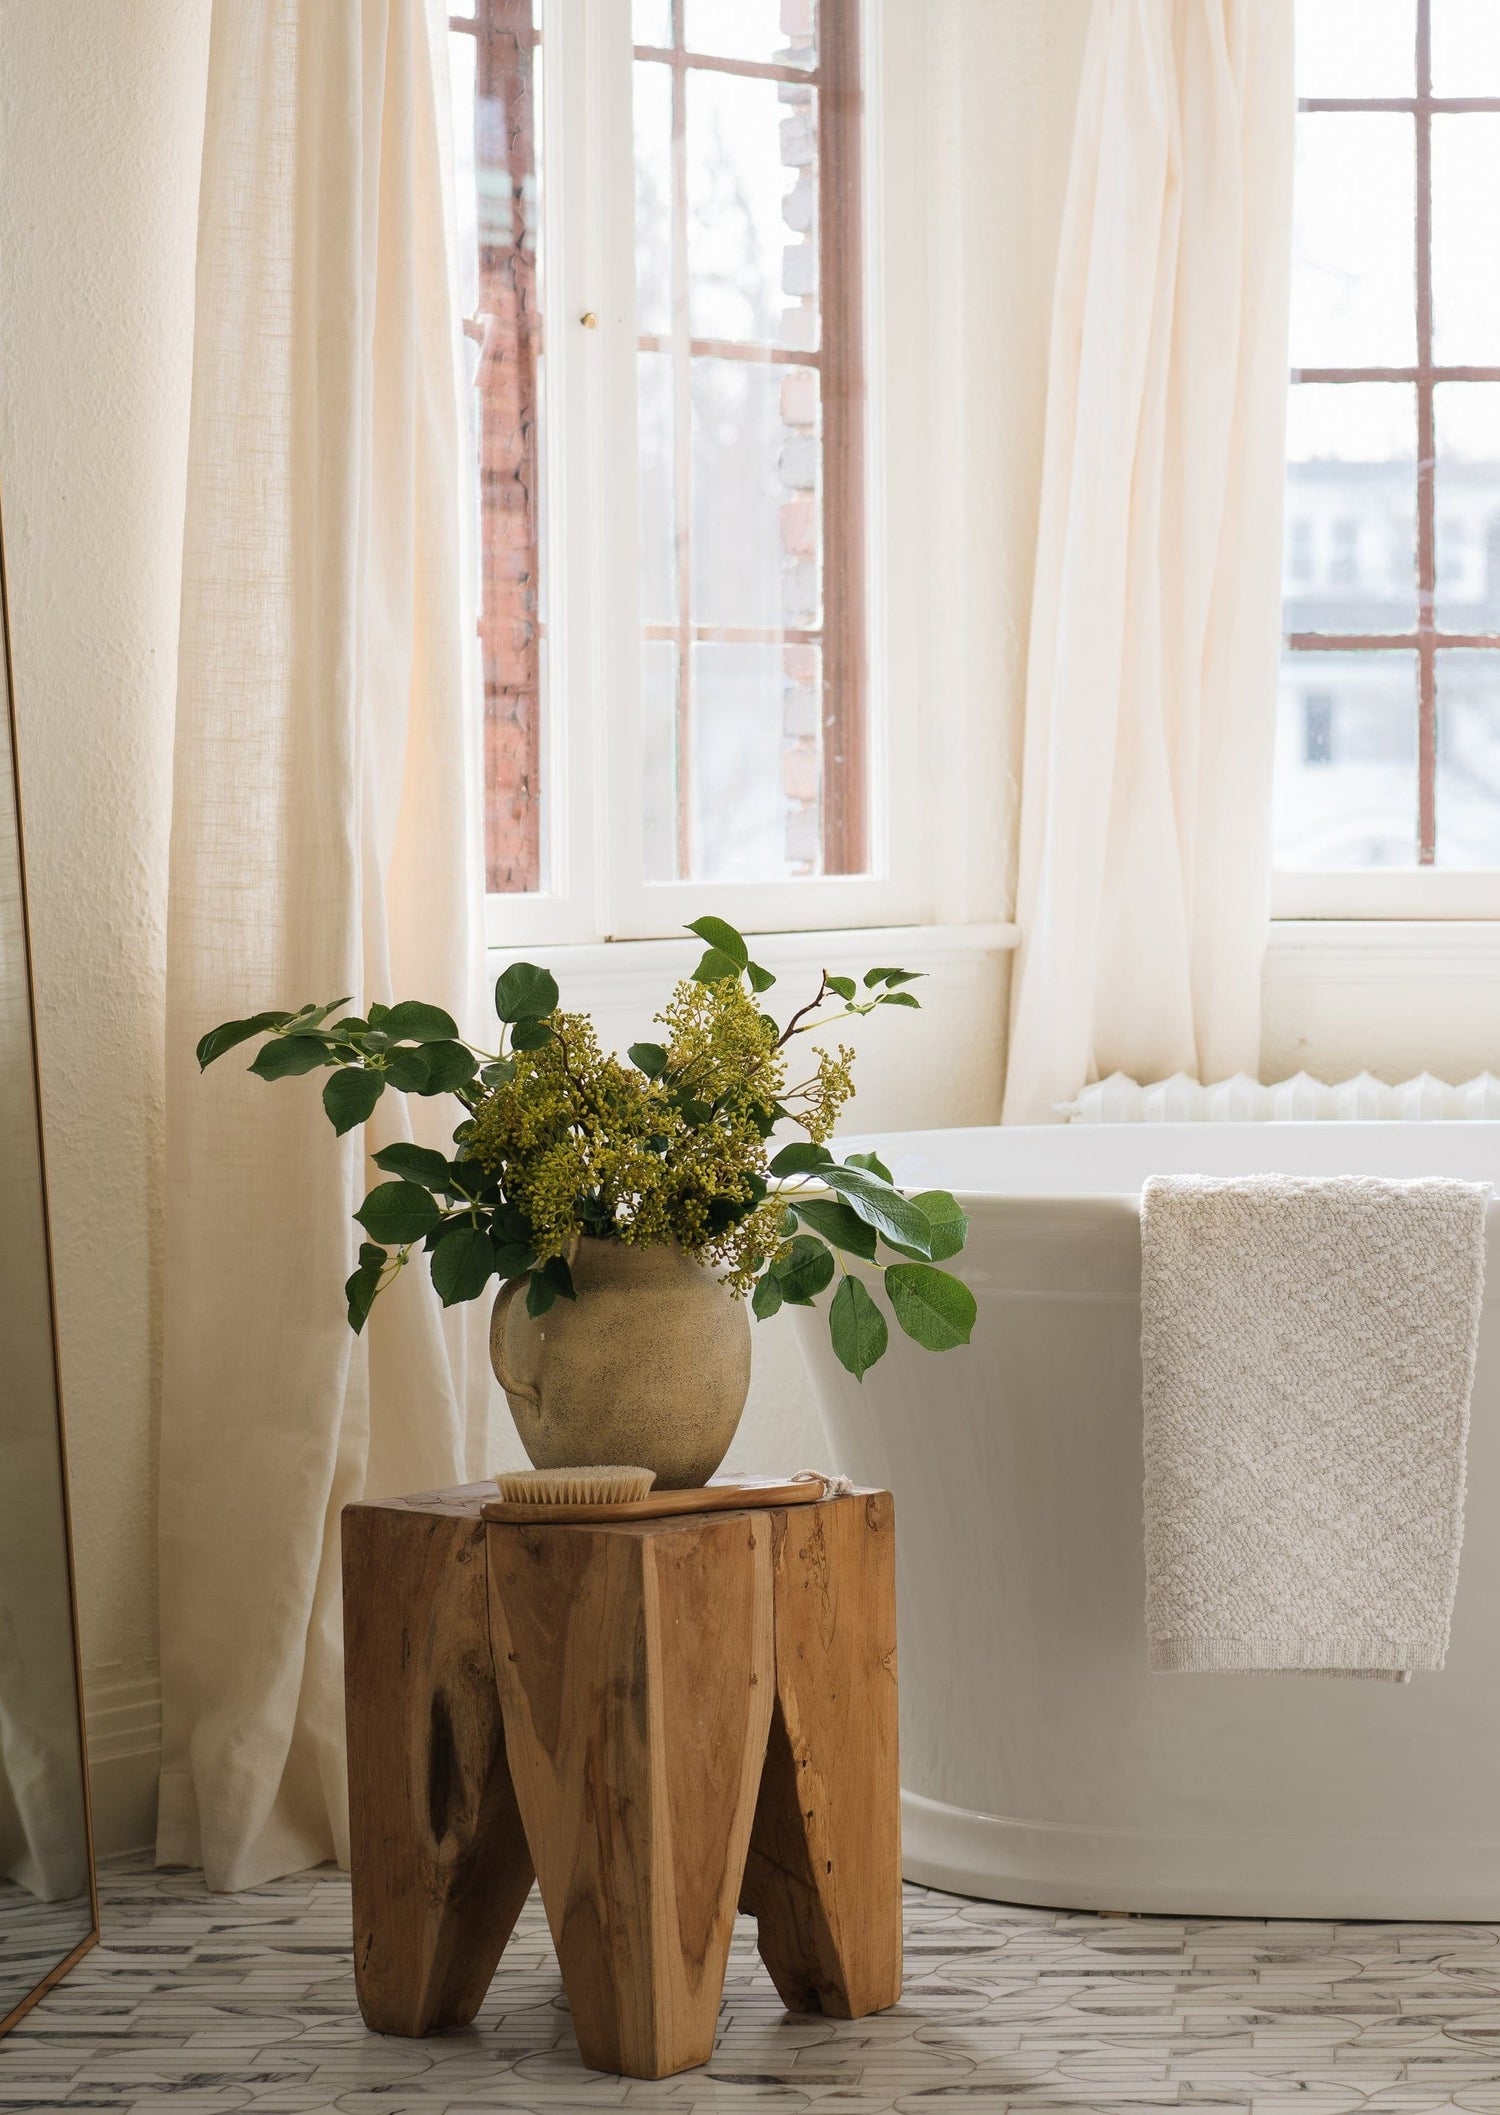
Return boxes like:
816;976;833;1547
1001;0;1294;1125
158;0;488;1890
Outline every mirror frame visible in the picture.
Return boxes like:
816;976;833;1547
0;490;99;2035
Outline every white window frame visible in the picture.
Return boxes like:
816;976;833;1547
479;0;932;952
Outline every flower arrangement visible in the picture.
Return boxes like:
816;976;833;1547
198;917;976;1378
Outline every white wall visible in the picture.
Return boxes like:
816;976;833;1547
0;0;213;1852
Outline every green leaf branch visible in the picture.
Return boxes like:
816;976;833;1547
196;917;977;1375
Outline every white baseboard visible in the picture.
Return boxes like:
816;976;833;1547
84;1665;160;1859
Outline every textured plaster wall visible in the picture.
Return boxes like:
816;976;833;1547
0;0;212;1836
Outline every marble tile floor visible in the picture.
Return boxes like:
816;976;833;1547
7;1855;1500;2114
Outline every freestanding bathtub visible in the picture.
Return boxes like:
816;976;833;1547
793;1122;1500;1921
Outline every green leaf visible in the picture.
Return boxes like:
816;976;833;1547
845;1149;894;1183
429;1224;497;1306
371;1142;453;1190
415;1040;478;1094
884;1262;976;1351
862;967;924;988
822;1165;932;1255
525;1270;557;1317
196;1010;294;1068
510;1020;554;1052
752;1272;784;1320
491;1239;538;1279
768;1140;834;1176
746;961;776;994
829;1274;888;1379
355;1180;442;1245
909;1189;968;1263
685;916;748;969
790;1196;878;1261
541;1254;577;1301
778;1206;799;1237
880;991;921;1009
826;974;856;1000
691;947;742;984
380;1000;460;1043
773;1234;836;1304
494;962;560;1022
250;1035;335;1081
480;1058;516;1088
345;1242;386;1334
322;1067;385;1135
383;1046;432;1093
628;1041;669;1078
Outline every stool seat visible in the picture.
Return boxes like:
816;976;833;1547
341;1480;902;2080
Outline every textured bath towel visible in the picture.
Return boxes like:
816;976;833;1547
1141;1174;1488;1679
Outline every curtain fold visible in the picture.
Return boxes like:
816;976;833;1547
1002;0;1294;1125
158;0;487;1891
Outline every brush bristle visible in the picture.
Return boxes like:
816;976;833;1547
495;1465;656;1506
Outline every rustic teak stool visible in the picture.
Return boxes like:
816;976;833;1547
340;1480;901;2079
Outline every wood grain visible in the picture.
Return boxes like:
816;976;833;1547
487;1513;774;2077
740;1491;903;2017
342;1493;534;2036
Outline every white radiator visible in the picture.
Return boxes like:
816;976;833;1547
1064;1070;1500;1123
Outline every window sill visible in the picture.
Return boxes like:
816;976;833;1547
1272;872;1500;920
485;920;1019;987
1268;918;1500;977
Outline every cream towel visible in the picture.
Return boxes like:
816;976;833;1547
1141;1175;1488;1679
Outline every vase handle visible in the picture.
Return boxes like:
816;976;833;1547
491;1276;540;1408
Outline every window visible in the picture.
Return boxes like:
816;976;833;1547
1277;0;1500;894
449;0;913;944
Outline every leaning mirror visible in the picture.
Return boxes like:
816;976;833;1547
0;497;96;2031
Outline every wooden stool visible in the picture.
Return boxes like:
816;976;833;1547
341;1481;902;2079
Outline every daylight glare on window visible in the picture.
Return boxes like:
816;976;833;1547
1277;0;1500;873
633;0;866;887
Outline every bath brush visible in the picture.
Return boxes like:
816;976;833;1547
494;1464;656;1507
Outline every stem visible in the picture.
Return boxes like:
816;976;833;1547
775;972;831;1049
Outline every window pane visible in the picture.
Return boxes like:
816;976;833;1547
1434;384;1500;632
1432;116;1500;366
1284;384;1416;634
1436;651;1500;865
686;70;818;348
454;6;547;896
637;351;676;626
634;60;671;337
642;641;679;883
633;7;863;887
1290;115;1415;369
1275;650;1419;867
685;0;817;68
633;0;671;44
691;359;820;629
1295;0;1415;97
1431;0;1500;94
691;642;806;881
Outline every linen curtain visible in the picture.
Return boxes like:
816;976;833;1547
158;0;487;1890
1001;0;1295;1124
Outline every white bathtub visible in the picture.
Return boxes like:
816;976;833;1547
793;1122;1500;1920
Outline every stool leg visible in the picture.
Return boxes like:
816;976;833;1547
342;1502;534;2035
488;1514;773;2079
740;1493;903;2018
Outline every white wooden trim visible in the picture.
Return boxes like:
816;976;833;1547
486;918;1018;988
1266;917;1500;977
1272;870;1500;920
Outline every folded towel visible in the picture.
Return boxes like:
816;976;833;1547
1141;1174;1488;1680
